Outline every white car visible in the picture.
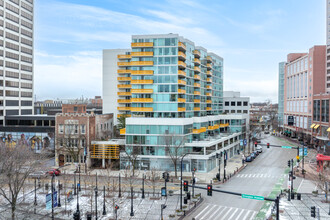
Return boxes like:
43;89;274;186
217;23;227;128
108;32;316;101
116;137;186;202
256;146;263;153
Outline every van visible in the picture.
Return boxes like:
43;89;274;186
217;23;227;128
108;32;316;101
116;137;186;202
256;146;263;153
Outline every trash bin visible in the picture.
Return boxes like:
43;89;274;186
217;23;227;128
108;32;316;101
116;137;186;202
86;213;92;220
291;193;295;200
297;193;301;200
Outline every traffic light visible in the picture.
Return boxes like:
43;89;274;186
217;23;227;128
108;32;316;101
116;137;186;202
183;181;188;192
267;143;270;148
288;160;291;167
193;167;196;172
216;153;219;158
311;206;316;218
254;142;257;147
184;196;187;204
207;184;212;196
166;173;169;182
162;172;165;179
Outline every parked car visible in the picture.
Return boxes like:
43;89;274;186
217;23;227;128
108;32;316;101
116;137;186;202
245;156;252;162
256;139;261;143
47;169;61;176
256;146;263;153
250;153;257;159
253;150;259;156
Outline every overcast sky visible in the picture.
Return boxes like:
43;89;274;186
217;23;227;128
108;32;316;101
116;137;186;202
34;0;325;103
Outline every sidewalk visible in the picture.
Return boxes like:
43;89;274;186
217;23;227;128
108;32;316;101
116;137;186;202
59;154;246;185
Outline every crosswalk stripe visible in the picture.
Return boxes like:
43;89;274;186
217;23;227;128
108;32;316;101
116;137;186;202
252;174;256;177
195;204;212;219
250;211;257;220
237;174;241;177
235;209;245;220
242;210;251;220
221;207;233;219
248;174;252;177
208;206;225;219
227;208;239;220
199;205;217;219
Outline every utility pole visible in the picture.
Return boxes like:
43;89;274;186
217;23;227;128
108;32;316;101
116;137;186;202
58;180;61;207
103;186;106;215
291;159;294;195
142;174;145;199
118;173;121;198
223;150;227;180
34;178;37;214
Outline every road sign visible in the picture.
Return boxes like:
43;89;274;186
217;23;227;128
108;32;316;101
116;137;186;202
53;191;58;208
299;148;308;156
46;191;57;209
243;139;247;146
241;194;264;201
281;146;292;149
67;190;73;203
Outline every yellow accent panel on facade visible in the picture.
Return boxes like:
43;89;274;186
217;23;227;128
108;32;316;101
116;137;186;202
193;127;206;134
178;61;187;68
131;89;153;94
91;144;120;159
194;83;201;87
194;99;200;103
207;56;213;63
120;128;126;135
131;42;153;47
206;107;212;110
220;123;229;128
117;99;131;103
117;77;131;81
194;75;201;80
178;80;186;85
117;114;131;118
117;84;131;89
178;70;186;76
131;70;154;75
194;66;201;72
178;42;186;50
194;91;201;95
194;107;200;111
208;124;219;130
193;50;201;57
206;100;212;104
178;51;186;59
178;107;186;112
117;69;131;74
131;80;153;84
117;54;131;59
178;98;186;103
178;89;186;94
131;98;153;103
131;51;153;57
117;92;131;96
117;107;131;111
131;107;153;112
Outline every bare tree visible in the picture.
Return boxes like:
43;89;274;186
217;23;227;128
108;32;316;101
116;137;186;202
164;134;186;178
309;165;330;202
147;168;160;196
0;145;44;220
124;146;142;176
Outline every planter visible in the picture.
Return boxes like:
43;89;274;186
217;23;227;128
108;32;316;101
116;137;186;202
169;214;176;219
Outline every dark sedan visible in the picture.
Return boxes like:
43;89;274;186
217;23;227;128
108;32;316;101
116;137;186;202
245;156;253;162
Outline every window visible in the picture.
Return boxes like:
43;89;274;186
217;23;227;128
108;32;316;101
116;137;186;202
243;102;248;106
59;125;64;133
225;102;229;106
231;110;235;113
237;102;242;106
81;125;86;134
243;110;248;114
231;102;235;106
75;125;78;134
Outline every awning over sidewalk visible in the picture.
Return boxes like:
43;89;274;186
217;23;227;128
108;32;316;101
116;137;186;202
310;123;316;128
314;124;320;129
327;127;330;132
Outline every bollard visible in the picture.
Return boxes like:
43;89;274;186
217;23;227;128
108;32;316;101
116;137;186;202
291;193;295;200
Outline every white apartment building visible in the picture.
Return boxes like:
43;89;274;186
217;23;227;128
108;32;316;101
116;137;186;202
0;0;34;125
223;91;250;115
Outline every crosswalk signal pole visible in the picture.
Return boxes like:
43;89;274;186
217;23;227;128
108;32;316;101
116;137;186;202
291;159;294;195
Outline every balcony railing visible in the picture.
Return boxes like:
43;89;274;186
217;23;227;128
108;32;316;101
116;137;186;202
131;42;153;47
207;63;212;69
117;77;131;81
178;61;187;68
194;107;200;111
117;84;131;89
206;107;212;110
178;89;186;94
178;107;186;112
194;83;200;87
117;54;131;59
194;99;200;103
117;107;131;111
194;75;201;80
131;80;153;84
117;61;153;66
193;50;201;57
131;107;153;112
117;99;131;103
117;92;131;96
91;145;119;159
117;69;131;74
130;51;153;57
178;51;186;59
178;79;186;85
178;42;186;51
207;56;213;63
178;70;186;77
178;98;186;103
193;127;206;134
206;71;212;76
131;98;153;103
220;123;229;128
194;91;201;95
206;100;212;104
194;66;201;73
131;89;153;94
206;93;212;96
131;70;154;75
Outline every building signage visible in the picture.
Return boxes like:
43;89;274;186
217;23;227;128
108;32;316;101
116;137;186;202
288;116;294;126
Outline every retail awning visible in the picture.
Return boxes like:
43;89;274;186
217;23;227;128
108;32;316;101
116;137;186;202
310;123;316;128
327;127;330;132
314;124;320;129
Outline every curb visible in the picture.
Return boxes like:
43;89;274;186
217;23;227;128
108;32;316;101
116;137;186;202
178;197;204;220
212;164;247;185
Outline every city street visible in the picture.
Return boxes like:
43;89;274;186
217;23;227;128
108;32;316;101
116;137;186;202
187;134;298;220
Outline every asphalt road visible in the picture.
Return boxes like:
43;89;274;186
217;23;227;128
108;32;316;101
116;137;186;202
187;134;298;220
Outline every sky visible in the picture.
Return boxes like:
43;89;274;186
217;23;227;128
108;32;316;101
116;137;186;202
34;0;326;103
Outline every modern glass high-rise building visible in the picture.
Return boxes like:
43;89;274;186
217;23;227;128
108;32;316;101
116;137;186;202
278;62;285;129
103;34;248;172
0;0;34;125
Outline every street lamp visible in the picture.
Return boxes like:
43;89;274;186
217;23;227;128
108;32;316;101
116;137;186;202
78;164;81;191
51;172;55;220
74;172;77;195
58;180;61;207
118;173;121;198
141;174;145;199
73;177;80;220
180;152;198;210
95;187;98;220
102;186;106;215
34;178;37;214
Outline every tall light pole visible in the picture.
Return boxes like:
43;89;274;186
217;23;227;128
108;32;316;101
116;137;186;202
34;178;37;214
95;187;98;220
78;164;81;191
51;172;55;220
180;152;197;210
58;180;61;207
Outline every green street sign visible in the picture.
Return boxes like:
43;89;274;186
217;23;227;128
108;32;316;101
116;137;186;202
282;146;292;149
241;194;264;200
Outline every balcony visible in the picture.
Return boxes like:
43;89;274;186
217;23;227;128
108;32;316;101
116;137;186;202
178;79;186;85
206;71;212;76
117;61;153;66
208;124;219;130
178;98;186;103
117;92;131;96
206;107;212;111
178;107;186;112
178;61;187;69
117;69;131;74
194;58;201;65
178;51;186;60
194;66;201;73
194;83;200;88
131;79;153;84
117;114;131;118
131;89;153;94
178;89;186;94
178;42;186;51
193;127;206;134
131;42;153;48
194;91;201;95
117;107;131;111
207;56;213;63
193;50;201;58
131;51;153;57
131;107;153;112
207;63;212;69
194;75;201;80
117;54;131;59
206;85;212;89
117;77;131;81
194;99;200;103
220;123;229;128
131;98;153;103
117;84;131;89
117;99;131;103
206;100;212;104
207;78;212;83
206;93;212;96
131;70;154;75
91;145;119;159
194;107;200;111
178;70;186;77
120;128;126;135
